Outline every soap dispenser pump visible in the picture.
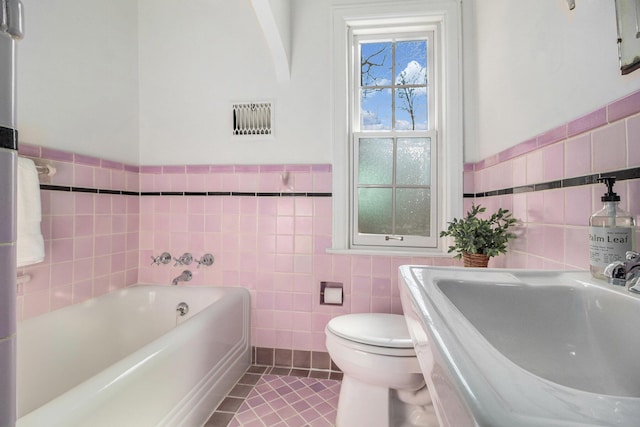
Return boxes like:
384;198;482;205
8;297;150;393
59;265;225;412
589;177;636;279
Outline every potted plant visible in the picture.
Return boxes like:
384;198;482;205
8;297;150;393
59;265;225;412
440;204;517;267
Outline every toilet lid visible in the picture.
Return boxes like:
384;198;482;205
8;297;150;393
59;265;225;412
326;313;414;349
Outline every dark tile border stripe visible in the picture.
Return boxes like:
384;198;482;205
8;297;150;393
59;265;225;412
0;126;17;151
41;184;333;198
466;167;640;198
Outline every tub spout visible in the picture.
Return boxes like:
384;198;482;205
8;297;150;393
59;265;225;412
172;270;192;286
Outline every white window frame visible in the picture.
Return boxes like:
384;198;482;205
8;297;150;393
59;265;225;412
330;1;463;256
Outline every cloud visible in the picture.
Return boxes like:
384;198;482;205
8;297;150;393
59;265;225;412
395;119;428;130
362;110;388;130
396;60;427;94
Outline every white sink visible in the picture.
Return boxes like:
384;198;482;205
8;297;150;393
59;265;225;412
398;266;640;427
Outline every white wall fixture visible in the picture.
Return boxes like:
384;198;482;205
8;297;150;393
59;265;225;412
232;102;274;137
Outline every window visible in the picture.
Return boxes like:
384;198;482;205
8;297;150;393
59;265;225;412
331;2;463;255
352;32;437;248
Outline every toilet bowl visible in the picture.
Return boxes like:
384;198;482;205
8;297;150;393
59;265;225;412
325;313;438;427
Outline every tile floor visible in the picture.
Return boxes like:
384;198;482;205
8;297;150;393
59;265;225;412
205;366;343;427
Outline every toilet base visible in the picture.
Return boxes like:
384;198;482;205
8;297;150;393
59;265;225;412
336;375;439;427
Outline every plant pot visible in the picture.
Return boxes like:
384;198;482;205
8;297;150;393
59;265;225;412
463;253;489;268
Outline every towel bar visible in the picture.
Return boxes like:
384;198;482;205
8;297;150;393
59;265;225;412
35;163;56;177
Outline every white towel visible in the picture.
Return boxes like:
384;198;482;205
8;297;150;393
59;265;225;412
17;157;45;267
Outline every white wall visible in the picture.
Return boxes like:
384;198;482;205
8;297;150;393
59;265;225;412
17;0;139;164
137;0;333;166
18;0;640;165
463;0;640;162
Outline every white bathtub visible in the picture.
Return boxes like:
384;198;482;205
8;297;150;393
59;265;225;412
16;285;251;427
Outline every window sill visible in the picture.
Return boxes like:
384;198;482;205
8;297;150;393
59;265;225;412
326;247;454;258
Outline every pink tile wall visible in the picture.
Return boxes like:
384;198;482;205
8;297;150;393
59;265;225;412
21;89;640;353
137;165;457;352
16;145;139;320
467;89;640;270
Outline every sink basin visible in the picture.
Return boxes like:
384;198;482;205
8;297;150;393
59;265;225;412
399;266;640;427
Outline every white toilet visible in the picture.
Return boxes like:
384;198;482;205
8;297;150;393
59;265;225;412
325;313;438;427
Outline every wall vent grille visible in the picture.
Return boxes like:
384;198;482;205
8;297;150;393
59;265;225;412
232;102;273;136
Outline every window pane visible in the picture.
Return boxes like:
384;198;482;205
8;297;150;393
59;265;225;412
395;40;428;131
396;188;430;236
358;188;393;234
359;138;393;184
395;40;427;83
361;42;392;87
395;89;427;130
361;88;392;130
396;137;430;185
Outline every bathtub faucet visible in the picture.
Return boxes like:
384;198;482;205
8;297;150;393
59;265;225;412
171;270;192;286
604;251;640;294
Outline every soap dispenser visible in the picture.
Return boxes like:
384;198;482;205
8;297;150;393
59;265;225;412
589;177;636;279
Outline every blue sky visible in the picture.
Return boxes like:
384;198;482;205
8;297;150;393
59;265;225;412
360;40;428;131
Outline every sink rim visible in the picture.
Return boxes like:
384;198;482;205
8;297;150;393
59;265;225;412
399;265;640;427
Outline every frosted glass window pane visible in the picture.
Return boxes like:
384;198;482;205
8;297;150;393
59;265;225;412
361;89;392;130
358;188;393;234
396;188;430;236
359;138;393;184
361;42;392;87
396;137;430;185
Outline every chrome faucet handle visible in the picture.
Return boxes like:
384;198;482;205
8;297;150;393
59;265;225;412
151;252;172;266
173;253;193;267
604;261;627;287
194;253;214;268
625;251;640;261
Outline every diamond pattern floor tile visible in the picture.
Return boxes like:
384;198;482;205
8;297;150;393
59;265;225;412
205;367;341;427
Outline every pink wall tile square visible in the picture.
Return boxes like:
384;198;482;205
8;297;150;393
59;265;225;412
463;170;474;194
627;114;640;168
526;150;544;185
153;174;171;191
294;255;313;273
240;197;258;215
593;122;626;172
50;192;74;216
511;156;527;188
313;173;332;193
95;168;111;189
112;170;126;190
51;238;73;263
542;143;564;182
565;186;592;226
543;189;565;225
73;165;94;188
293;172;313;192
74;236;94;260
51;216;73;239
526;191;544;223
51;261;73;285
94;196;111;215
294;236;312;254
564;134;591;178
